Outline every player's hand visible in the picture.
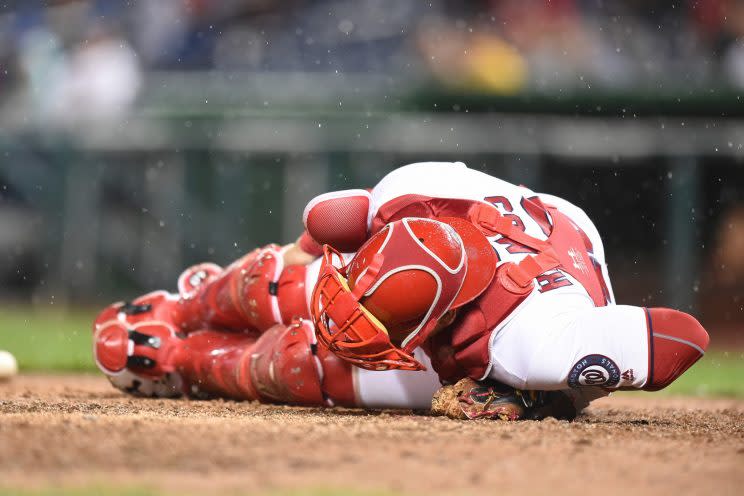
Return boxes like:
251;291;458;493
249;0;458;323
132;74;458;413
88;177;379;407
431;378;578;421
282;242;318;266
431;378;527;420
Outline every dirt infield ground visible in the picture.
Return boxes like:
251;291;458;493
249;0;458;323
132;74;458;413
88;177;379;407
1;375;743;496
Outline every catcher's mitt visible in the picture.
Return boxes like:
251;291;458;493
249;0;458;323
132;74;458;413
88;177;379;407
431;378;577;421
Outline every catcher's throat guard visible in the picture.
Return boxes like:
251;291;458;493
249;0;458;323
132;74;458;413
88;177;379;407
311;217;497;371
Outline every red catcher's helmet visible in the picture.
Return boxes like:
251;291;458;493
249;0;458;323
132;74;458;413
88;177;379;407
310;217;497;371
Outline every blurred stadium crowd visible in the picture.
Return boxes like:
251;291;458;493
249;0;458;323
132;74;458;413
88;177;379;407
0;1;742;334
2;0;744;123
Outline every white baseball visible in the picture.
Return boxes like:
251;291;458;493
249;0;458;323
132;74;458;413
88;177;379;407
0;350;18;380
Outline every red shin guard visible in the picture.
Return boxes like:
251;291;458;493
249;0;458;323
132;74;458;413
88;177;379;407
175;247;309;333
644;308;710;391
246;321;325;405
93;254;321;401
175;320;356;406
175;330;260;399
176;248;281;332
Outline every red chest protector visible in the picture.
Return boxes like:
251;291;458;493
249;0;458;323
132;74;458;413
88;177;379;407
372;194;611;382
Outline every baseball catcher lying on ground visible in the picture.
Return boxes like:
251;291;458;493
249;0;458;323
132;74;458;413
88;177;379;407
92;162;709;420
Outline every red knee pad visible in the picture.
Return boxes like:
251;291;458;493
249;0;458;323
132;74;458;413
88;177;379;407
644;308;709;391
246;320;357;406
248;320;326;405
177;262;222;300
175;246;285;332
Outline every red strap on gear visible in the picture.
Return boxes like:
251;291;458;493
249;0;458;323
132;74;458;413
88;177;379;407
469;202;552;252
468;203;560;288
505;248;561;288
248;321;325;405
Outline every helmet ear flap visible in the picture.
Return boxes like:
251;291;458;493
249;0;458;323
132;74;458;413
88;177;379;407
438;217;497;308
438;309;458;329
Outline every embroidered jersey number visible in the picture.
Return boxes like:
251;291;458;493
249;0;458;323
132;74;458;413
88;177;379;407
484;194;574;294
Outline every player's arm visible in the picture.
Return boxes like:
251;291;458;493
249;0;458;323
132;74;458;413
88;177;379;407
282;230;324;266
301;162;518;252
301;163;476;252
486;305;709;393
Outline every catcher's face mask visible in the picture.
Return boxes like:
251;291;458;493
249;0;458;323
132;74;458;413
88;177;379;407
311;217;496;371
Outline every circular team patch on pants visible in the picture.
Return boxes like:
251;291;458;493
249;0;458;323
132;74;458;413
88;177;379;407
568;354;621;388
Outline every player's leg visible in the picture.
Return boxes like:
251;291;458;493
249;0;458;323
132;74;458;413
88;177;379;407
94;252;450;409
92;290;191;397
177;323;449;409
94;313;360;406
176;320;357;405
95;312;448;410
352;349;443;410
92;243;313;396
93;297;324;402
95;245;307;340
175;245;310;333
